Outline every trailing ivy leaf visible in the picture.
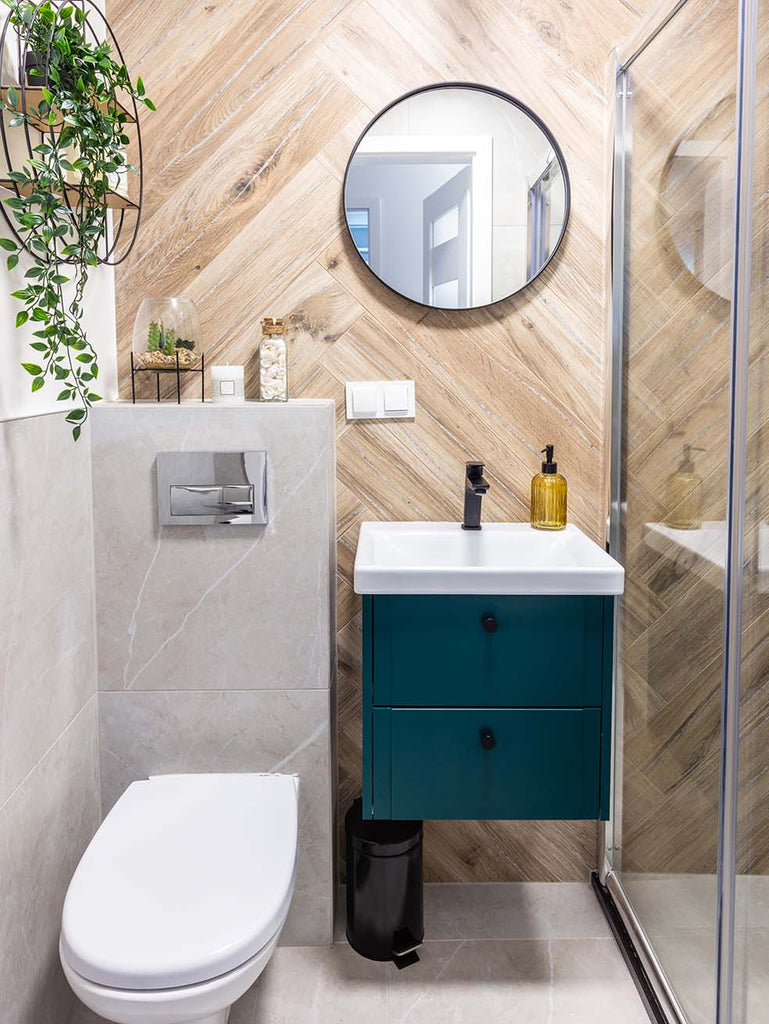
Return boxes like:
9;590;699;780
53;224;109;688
71;424;81;441
65;408;85;422
6;85;17;107
57;389;72;400
21;362;42;375
31;376;45;391
2;0;156;438
143;98;156;111
0;237;17;251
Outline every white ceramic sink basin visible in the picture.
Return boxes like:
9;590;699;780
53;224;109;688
354;522;625;595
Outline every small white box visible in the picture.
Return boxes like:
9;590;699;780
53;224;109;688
346;380;416;420
210;365;245;404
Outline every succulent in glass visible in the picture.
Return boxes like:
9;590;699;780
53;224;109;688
132;298;202;370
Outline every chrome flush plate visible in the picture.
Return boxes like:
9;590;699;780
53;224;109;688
156;451;268;525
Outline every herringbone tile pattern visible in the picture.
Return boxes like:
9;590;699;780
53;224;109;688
109;0;642;880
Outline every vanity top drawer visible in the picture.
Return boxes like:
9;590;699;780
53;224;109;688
375;707;602;820
370;595;607;708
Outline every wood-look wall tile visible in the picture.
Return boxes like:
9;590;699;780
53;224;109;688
317;2;445;112
110;0;641;881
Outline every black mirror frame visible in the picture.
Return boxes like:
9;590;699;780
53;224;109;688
342;81;572;311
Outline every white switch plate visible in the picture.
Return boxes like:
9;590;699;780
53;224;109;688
345;380;416;420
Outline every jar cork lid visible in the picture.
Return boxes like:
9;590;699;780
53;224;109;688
261;317;286;335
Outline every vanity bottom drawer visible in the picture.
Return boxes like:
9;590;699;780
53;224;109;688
371;707;602;821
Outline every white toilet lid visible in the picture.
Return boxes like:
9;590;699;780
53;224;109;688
61;773;299;990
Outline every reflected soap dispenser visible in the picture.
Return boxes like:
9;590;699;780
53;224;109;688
665;443;704;530
531;444;567;530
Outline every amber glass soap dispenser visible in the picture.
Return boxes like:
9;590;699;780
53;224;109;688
664;443;704;530
531;444;567;530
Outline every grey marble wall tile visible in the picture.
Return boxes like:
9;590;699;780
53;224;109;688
91;403;335;693
99;688;333;945
0;413;97;805
0;698;100;1024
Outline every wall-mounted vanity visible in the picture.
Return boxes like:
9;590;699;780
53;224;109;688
354;522;624;822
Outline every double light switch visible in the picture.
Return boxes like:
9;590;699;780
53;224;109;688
345;380;416;420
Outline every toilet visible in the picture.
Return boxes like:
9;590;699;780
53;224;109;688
59;772;299;1024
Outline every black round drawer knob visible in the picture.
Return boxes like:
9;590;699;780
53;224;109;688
480;728;496;750
481;615;498;634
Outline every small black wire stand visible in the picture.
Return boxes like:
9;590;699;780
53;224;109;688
130;350;205;404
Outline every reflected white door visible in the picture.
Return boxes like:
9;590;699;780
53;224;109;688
423;165;471;306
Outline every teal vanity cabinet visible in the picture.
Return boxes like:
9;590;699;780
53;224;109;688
361;594;615;821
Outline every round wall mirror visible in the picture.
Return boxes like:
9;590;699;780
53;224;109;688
343;83;570;310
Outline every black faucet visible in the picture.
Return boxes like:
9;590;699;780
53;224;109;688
462;462;490;530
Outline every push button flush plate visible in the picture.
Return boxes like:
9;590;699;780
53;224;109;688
157;451;268;525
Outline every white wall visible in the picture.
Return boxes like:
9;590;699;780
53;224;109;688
0;261;117;422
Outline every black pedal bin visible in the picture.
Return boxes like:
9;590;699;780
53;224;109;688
345;798;424;966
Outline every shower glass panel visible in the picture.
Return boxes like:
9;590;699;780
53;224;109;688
733;1;769;1018
610;1;739;1021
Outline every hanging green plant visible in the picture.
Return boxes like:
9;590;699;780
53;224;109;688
0;0;154;438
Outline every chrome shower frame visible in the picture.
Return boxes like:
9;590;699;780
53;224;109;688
601;0;759;1021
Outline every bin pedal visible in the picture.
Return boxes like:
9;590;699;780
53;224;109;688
392;928;421;969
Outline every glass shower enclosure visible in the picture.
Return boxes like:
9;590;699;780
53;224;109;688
603;0;767;1022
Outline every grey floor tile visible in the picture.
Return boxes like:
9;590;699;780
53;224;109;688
238;937;649;1024
422;881;612;940
70;884;652;1024
231;943;387;1023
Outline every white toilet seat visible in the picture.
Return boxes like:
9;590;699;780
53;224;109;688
60;773;299;1024
59;926;280;1024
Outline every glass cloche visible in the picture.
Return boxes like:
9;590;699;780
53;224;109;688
132;297;203;369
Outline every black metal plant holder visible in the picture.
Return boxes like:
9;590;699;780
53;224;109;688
0;0;144;267
130;350;205;404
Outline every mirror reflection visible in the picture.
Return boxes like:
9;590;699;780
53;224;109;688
660;97;735;302
344;84;570;310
